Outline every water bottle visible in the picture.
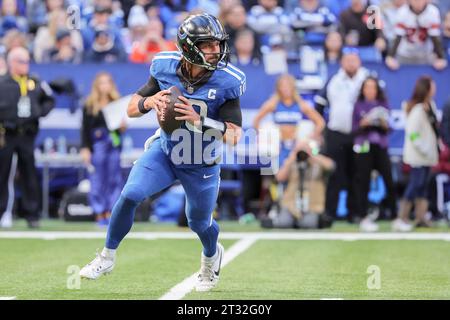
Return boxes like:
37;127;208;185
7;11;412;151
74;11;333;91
43;137;54;154
57;135;67;154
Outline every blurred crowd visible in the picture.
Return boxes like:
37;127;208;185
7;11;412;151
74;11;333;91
0;0;449;68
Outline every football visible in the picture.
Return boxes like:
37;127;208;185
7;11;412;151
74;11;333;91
158;86;184;134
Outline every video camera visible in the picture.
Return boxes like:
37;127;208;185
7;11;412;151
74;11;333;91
296;150;309;163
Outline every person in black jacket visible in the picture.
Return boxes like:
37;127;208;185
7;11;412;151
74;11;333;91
0;47;55;228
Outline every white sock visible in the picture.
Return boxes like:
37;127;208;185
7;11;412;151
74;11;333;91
204;248;219;260
102;247;116;259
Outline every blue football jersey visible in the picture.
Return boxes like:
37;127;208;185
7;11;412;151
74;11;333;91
150;51;246;167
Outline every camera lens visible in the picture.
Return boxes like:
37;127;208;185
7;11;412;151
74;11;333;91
296;150;309;162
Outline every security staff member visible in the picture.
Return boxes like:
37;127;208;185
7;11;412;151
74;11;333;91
0;47;55;228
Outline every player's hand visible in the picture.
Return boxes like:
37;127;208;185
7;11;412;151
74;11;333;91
224;122;242;145
433;58;447;71
174;96;201;127
385;56;400;70
145;90;171;120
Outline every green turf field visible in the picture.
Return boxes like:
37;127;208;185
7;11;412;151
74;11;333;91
1;219;450;300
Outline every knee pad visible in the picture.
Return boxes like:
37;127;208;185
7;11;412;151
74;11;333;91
121;183;146;203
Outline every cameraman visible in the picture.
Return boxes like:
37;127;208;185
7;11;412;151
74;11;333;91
262;139;335;229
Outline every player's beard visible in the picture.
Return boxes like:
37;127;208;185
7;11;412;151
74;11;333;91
205;53;220;65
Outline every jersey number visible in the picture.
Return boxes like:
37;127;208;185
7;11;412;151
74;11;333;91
186;99;207;133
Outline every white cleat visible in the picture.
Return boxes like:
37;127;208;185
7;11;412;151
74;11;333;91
392;218;413;232
79;252;115;280
360;218;379;232
195;243;224;292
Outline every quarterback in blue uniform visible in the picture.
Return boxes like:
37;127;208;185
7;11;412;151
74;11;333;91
80;13;246;292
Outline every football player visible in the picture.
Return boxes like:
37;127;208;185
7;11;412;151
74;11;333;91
79;13;246;292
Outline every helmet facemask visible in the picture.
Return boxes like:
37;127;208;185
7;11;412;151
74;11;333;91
177;14;231;71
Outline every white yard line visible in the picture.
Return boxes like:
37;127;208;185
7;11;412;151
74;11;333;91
0;231;449;241
159;238;257;300
0;296;16;300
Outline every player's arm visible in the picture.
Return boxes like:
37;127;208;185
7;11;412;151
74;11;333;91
219;98;242;146
127;76;171;118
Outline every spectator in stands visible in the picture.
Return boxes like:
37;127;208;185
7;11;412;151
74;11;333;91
324;30;343;64
129;17;177;63
261;138;335;229
159;0;199;40
81;72;125;227
33;9;84;63
396;76;439;229
380;0;407;44
218;0;242;22
0;0;28;37
253;74;325;173
247;0;291;48
351;76;401;231
321;0;351;17
128;0;151;20
1;29;28;54
230;28;261;66
224;4;255;49
443;10;450;60
123;5;149;54
339;0;386;52
84;27;127;63
81;4;124;51
41;29;83;63
290;0;337;45
27;0;66;33
127;0;151;27
144;1;162;21
314;48;369;221
386;0;447;70
82;0;125;29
